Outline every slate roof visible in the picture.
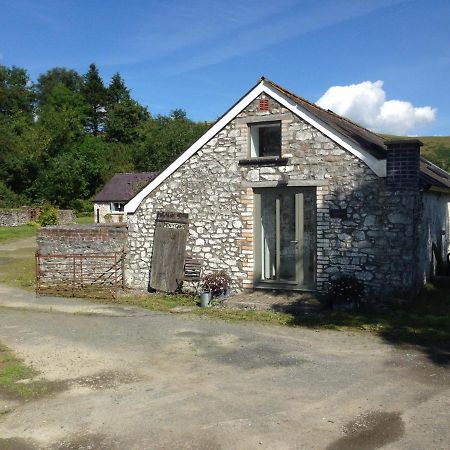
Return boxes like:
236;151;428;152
262;77;450;190
94;172;159;202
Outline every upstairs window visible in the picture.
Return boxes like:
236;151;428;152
111;202;125;212
250;122;281;158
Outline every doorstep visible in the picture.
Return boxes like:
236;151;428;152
222;289;324;314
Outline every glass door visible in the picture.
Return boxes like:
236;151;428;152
254;187;315;289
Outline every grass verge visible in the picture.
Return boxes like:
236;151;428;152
75;214;94;224
0;253;35;290
0;224;37;243
0;343;63;400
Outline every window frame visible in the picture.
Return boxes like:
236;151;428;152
249;121;282;158
110;202;125;213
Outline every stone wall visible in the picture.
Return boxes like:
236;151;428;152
0;208;75;226
57;210;76;225
126;94;425;298
0;208;32;226
37;224;128;255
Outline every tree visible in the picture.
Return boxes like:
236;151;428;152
35;67;83;105
37;84;87;156
105;99;149;143
134;112;209;171
81;63;107;135
107;73;130;104
0;65;34;117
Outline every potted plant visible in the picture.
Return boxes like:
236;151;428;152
201;270;232;306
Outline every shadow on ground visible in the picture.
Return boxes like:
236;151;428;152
281;284;450;367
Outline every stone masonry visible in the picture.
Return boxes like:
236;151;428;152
126;94;441;298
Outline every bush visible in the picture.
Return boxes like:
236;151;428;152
328;275;364;309
202;270;232;296
38;203;58;227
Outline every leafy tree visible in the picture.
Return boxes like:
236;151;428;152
35;67;83;105
81;63;107;135
37;84;87;155
105;98;149;143
134;111;209;171
0;181;23;208
0;65;34;117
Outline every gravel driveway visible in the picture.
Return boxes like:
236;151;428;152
0;300;449;449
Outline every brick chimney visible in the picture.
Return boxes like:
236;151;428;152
385;139;422;190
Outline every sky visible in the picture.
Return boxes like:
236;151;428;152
1;0;449;135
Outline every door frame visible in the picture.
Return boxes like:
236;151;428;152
253;187;315;290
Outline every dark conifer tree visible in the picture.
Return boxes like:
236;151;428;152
81;63;107;135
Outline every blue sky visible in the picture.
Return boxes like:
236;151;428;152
1;0;449;135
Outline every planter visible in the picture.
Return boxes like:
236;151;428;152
199;291;211;307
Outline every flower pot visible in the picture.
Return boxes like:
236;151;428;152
200;292;211;307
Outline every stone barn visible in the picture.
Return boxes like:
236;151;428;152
122;77;450;298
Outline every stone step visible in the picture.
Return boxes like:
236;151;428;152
222;290;324;314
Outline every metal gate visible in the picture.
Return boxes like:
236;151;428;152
35;252;125;299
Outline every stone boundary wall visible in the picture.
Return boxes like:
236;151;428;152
0;208;76;226
0;208;32;226
37;224;128;255
37;224;128;296
56;210;76;225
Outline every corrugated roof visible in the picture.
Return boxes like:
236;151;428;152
420;158;450;189
94;172;159;202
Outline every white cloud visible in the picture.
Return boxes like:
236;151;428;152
316;80;436;135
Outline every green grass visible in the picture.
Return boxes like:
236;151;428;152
0;224;37;243
0;343;61;400
0;252;35;290
76;214;94;224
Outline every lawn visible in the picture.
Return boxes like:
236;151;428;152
75;213;94;224
0;224;37;243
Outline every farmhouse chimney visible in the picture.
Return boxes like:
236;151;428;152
385;139;422;190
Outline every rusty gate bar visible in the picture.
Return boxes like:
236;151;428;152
35;252;126;299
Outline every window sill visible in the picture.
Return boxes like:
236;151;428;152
238;156;289;166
